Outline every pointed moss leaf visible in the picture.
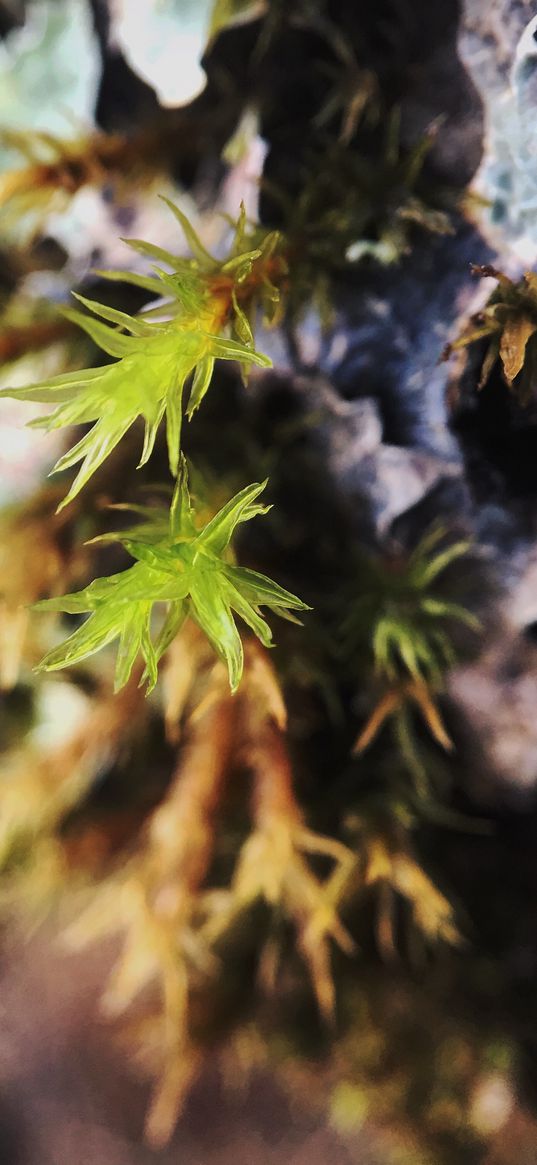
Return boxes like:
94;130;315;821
170;458;197;539
223;564;311;613
209;335;271;363
0;366;104;404
92;268;166;297
499;315;536;384
71;292;151;336
114;603;152;692
479;337;501;390
219;575;273;647
138;399;167;467
37;605;128;673
123;237;181;268
420;597;481;631
188;355;215;416
231;288;255;346
189;569;244;692
61;307;135;358
416;541;471;587
153;602;187;662
198;480;269;555
221;252;259;283
158;196;218;269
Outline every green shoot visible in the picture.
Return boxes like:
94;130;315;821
343;526;479;689
34;461;308;693
0;201;286;509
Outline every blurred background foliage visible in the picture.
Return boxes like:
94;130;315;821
0;2;535;1164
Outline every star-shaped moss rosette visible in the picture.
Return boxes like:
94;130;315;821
33;462;308;693
342;526;479;690
342;527;480;801
445;265;537;404
0;200;287;510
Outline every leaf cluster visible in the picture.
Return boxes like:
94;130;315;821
35;462;308;693
446;265;537;404
272;114;454;314
0;200;280;508
342;526;479;688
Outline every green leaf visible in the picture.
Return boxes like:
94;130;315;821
92;268;166;297
122;238;180;268
417;541;471;588
219;574;273;646
115;603;152;692
61;307;135;358
198;479;269;555
189;570;244;691
71;293;151;337
170;459;197;540
158;196;218;269
36;604;127;671
187;355;215;416
224;564;310;613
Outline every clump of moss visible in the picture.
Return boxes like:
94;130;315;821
265;115;455;321
445;265;537;404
